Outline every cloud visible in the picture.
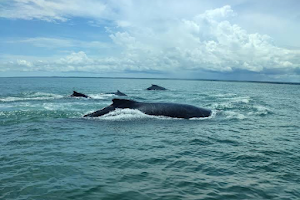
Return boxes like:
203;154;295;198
1;51;121;73
6;37;112;49
0;0;107;22
0;1;299;81
106;5;300;74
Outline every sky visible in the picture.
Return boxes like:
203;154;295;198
0;0;299;82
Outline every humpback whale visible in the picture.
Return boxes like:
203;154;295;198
84;99;211;119
71;91;90;98
111;90;127;96
146;84;167;90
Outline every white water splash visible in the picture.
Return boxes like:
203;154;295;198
232;96;251;104
89;108;155;121
88;93;114;99
249;105;272;116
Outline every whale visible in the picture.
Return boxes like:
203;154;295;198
114;90;127;96
107;90;127;96
71;91;90;98
146;84;167;90
84;98;212;119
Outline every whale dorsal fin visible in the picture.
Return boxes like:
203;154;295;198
112;98;136;107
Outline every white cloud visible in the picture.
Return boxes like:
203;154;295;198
0;1;299;81
8;37;74;48
199;5;236;20
0;51;124;73
6;37;112;49
105;5;300;74
0;0;107;22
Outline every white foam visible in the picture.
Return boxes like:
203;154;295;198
223;111;246;120
0;104;12;108
88;93;114;99
31;92;62;97
85;108;216;121
249;105;272;115
92;108;155;120
214;93;237;97
212;102;233;109
43;103;58;111
211;96;251;110
229;96;251;104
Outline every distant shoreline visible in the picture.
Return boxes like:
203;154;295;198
0;76;299;85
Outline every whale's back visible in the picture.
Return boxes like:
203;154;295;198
137;102;211;118
85;99;211;119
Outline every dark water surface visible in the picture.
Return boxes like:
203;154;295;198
1;78;299;199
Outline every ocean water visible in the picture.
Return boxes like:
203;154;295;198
0;77;299;200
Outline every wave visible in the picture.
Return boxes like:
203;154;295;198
43;102;88;111
225;96;251;104
211;96;251;110
0;92;64;102
249;105;273;116
220;105;272;120
213;93;237;97
88;93;114;99
210;95;273;117
222;111;247;120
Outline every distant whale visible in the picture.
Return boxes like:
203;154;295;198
146;84;167;90
114;90;127;96
107;90;127;96
84;99;211;119
71;91;90;98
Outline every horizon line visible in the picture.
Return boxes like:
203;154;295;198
1;76;299;85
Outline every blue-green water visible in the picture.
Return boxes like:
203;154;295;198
0;77;299;199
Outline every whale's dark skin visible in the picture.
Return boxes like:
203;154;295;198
146;84;167;90
115;90;127;96
71;91;90;98
109;90;127;96
84;99;211;119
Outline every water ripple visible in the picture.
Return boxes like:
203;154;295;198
1;78;300;199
